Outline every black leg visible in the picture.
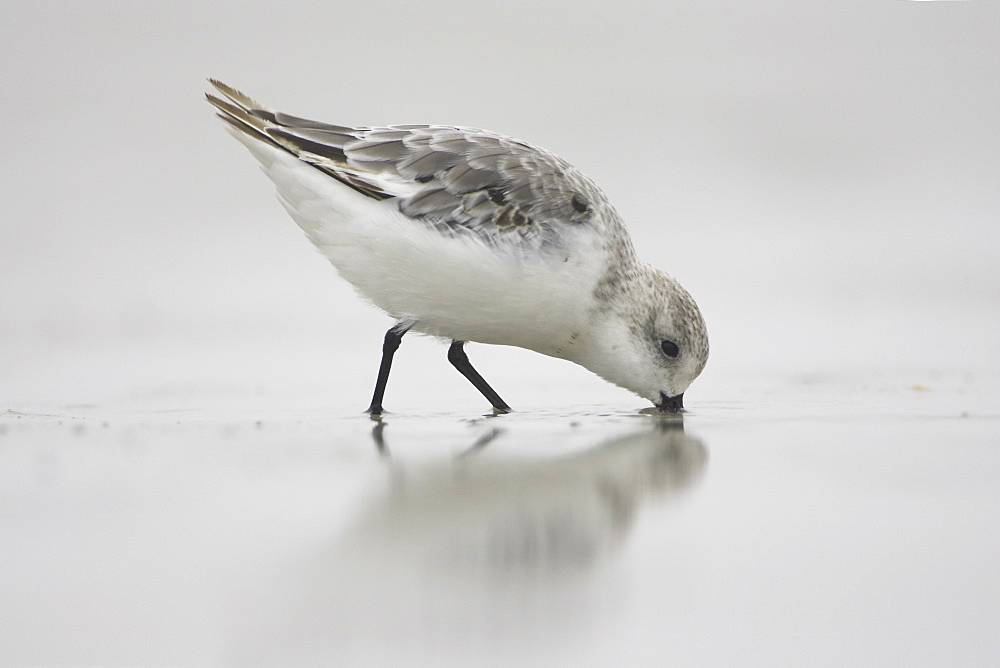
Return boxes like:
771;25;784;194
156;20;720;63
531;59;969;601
366;322;412;415
447;340;511;413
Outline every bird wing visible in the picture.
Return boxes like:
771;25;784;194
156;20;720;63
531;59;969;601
206;80;608;247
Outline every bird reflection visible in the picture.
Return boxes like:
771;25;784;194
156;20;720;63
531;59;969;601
229;420;708;664
345;417;707;579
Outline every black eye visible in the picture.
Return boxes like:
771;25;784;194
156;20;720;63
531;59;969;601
660;340;680;358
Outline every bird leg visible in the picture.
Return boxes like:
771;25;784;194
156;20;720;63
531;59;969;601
447;340;511;413
366;322;412;415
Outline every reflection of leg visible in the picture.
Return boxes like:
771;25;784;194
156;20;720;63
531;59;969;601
457;427;503;458
447;340;511;413
366;322;413;415
370;418;388;457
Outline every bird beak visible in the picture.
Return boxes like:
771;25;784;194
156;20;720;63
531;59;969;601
657;392;684;413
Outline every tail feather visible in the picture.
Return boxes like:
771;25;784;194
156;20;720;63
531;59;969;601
207;79;389;200
208;79;270;115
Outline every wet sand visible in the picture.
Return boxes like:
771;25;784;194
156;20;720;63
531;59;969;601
2;365;997;665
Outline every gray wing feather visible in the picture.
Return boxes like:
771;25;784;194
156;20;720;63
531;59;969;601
443;163;496;194
397;148;461;179
207;80;607;246
272;113;356;134
401;188;459;217
346;140;409;163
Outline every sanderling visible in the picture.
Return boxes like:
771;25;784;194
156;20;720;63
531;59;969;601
206;80;708;414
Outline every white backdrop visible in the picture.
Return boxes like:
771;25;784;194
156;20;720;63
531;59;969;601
2;1;998;408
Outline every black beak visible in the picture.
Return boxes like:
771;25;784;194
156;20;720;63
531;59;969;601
657;392;684;413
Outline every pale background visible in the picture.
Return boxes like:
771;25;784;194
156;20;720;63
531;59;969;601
2;1;998;409
2;2;998;665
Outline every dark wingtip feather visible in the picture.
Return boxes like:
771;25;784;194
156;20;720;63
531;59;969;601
266;127;352;166
214;111;281;149
205;92;242;118
207;79;268;112
207;92;276;142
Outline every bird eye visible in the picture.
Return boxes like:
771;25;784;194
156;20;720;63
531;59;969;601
660;340;680;358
